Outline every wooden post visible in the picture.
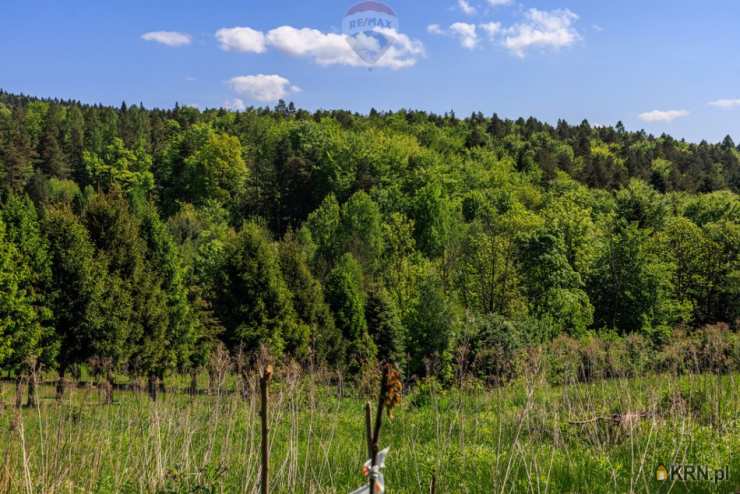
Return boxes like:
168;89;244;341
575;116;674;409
364;402;373;460
260;364;272;494
369;368;388;494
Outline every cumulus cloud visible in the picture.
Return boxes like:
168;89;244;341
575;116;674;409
228;75;300;103
449;22;479;49
216;25;424;69
480;22;502;40
216;27;267;53
430;22;499;47
458;0;477;15
504;9;580;57
433;8;581;57
266;26;358;65
372;28;427;68
487;0;513;6
141;31;192;47
427;24;444;35
638;110;689;123
708;99;740;109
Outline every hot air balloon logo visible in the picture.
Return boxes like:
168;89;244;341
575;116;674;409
342;2;399;66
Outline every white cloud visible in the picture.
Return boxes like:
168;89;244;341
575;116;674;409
372;28;427;69
638;110;689;123
708;98;740;109
458;0;477;16
223;98;246;111
427;24;444;35
504;9;580;57
449;22;478;49
487;0;513;6
216;27;267;53
480;22;502;40
141;31;192;47
215;25;423;69
266;26;359;65
228;74;300;103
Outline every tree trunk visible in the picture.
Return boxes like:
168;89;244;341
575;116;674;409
158;372;166;394
26;368;38;408
56;365;67;401
147;374;157;401
189;370;198;396
105;370;114;404
14;376;23;409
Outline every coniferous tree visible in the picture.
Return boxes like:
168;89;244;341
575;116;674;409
1;195;53;406
214;222;298;358
325;253;375;371
0;215;45;407
44;206;102;398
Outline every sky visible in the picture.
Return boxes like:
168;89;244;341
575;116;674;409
2;0;740;143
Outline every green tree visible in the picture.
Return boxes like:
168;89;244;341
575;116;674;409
405;272;455;382
588;221;688;338
325;253;375;372
517;230;593;335
214;222;298;358
82;138;154;194
1;195;54;405
157;124;248;214
1;107;36;195
303;194;342;275
279;231;340;363
340;191;384;273
365;285;405;367
412;182;452;258
139;204;196;390
83;191;144;401
43;206;103;398
0;215;45;407
38;104;71;179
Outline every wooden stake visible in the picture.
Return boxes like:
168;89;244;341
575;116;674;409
430;471;437;494
260;365;272;494
369;368;389;494
364;402;373;460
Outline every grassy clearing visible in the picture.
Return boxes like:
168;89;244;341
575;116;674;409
0;372;737;493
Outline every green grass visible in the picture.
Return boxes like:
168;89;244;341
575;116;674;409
0;372;737;493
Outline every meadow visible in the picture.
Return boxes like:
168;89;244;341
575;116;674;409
0;370;737;494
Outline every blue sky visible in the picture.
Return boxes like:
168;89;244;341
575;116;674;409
2;0;740;142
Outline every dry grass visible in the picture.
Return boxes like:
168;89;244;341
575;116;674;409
0;370;737;493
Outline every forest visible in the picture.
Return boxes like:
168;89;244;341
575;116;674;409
0;89;738;403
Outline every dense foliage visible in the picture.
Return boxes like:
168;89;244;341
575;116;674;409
0;90;738;392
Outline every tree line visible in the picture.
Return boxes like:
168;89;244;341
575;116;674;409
0;90;738;403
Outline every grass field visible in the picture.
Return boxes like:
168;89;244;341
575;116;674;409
0;372;737;494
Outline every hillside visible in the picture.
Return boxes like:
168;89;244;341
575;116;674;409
0;90;738;389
